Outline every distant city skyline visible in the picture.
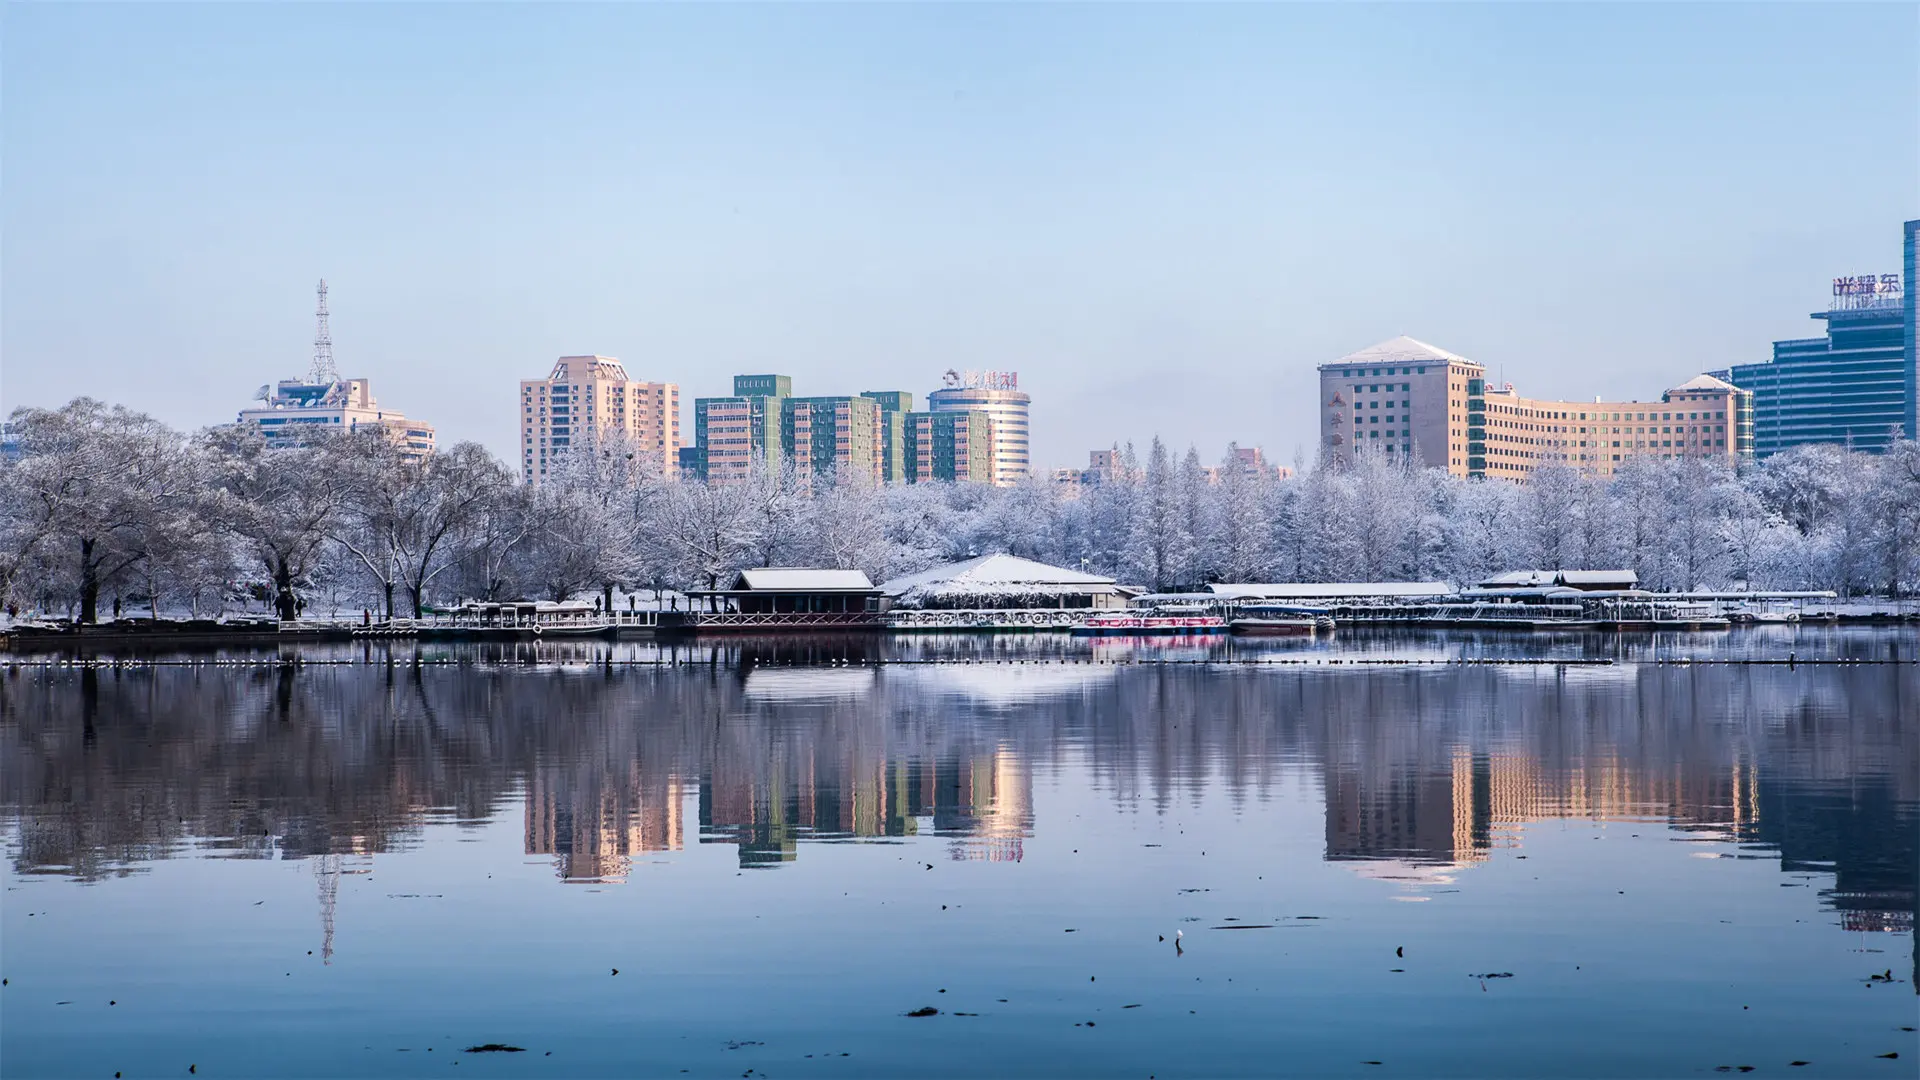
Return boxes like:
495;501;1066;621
3;5;1914;468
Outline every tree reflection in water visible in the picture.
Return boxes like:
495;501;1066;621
2;654;1913;978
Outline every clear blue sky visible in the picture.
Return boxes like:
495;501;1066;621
4;3;1914;469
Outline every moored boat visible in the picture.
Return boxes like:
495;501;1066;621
1229;604;1334;635
1071;605;1227;637
1733;599;1801;624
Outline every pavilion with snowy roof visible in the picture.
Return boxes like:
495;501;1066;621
879;554;1127;610
685;568;883;615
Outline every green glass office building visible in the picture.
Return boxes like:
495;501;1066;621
692;374;789;482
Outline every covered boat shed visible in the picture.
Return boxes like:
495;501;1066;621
880;554;1128;610
1206;582;1454;602
689;569;884;614
1477;570;1639;592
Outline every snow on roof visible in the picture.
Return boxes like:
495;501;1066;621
1478;570;1638;588
879;553;1116;598
1669;372;1740;393
1207;582;1454;600
1479;570;1557;587
743;668;876;701
731;568;876;592
1558;570;1638;586
891;663;1118;704
1330;336;1476;368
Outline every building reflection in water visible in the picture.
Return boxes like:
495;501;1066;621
524;765;685;883
1;656;1911;974
697;749;1031;868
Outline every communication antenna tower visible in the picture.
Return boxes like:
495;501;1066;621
315;853;340;964
309;279;339;384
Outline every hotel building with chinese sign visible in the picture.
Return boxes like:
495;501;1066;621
1710;219;1918;458
1318;337;1752;482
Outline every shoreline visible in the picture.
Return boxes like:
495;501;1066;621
3;616;1915;656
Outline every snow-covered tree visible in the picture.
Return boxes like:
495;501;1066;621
1341;446;1420;582
803;475;889;572
1176;446;1209;586
1866;443;1920;598
1080;443;1139;578
1442;478;1517;587
1664;458;1738;590
8;392;1917;612
208;427;344;621
977;477;1062;565
742;459;807;568
661;475;758;594
1126;437;1189;590
1211;444;1270;583
1610;458;1670;588
1519;463;1581;572
6;399;207;622
454;481;535;603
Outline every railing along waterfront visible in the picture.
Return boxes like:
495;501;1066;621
887;608;1086;631
659;611;887;630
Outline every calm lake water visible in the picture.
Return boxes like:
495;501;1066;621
4;629;1916;1078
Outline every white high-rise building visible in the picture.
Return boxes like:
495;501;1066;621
237;377;436;458
928;371;1029;487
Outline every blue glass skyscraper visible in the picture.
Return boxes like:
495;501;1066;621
1718;220;1917;457
1904;218;1917;442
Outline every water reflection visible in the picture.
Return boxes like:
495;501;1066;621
12;622;1916;667
3;648;1914;970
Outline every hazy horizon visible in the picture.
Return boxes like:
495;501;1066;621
3;4;1915;470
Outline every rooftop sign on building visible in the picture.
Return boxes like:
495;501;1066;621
942;369;1019;391
1831;273;1902;311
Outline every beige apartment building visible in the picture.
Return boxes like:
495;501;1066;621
1318;337;1752;481
1318;337;1482;475
1474;373;1749;481
520;356;679;484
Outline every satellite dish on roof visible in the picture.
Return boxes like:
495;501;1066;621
254;384;272;402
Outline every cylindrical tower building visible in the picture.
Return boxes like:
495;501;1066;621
928;371;1030;486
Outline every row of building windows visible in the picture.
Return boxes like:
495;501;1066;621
1487;405;1725;423
1334;366;1432;377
